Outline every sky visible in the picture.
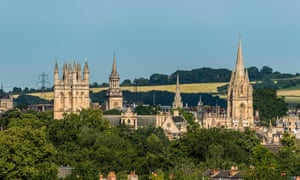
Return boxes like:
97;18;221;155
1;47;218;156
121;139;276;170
0;0;300;91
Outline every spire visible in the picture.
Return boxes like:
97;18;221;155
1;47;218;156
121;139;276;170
268;120;273;131
235;38;245;77
83;61;89;73
172;73;183;109
198;95;203;106
111;54;118;77
245;68;250;82
54;63;58;73
54;63;59;81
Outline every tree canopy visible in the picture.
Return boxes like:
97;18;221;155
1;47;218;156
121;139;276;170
253;88;288;125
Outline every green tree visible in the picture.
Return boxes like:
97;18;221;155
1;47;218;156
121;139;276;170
170;158;205;179
277;133;300;176
135;105;160;115
206;143;224;168
253;88;287;125
247;145;279;179
0;126;57;179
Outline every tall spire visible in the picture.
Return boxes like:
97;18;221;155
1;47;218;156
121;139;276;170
111;54;118;77
235;38;245;77
172;73;183;109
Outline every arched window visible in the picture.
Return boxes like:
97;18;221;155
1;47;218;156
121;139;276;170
240;103;245;120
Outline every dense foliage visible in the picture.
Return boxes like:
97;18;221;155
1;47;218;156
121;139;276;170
0;110;57;179
1;109;300;179
129;66;298;86
253;88;288;126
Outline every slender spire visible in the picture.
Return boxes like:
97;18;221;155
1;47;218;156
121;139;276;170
176;73;179;88
83;61;89;73
172;73;183;109
54;63;59;73
111;54;118;77
235;38;245;77
197;95;203;106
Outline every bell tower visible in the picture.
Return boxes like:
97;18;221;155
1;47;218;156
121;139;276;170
106;55;123;110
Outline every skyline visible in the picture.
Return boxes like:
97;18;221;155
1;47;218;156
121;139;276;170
1;1;300;91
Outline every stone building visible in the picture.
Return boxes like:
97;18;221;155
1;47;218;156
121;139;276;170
53;62;90;120
197;39;254;129
0;95;13;113
106;55;123;110
227;38;254;129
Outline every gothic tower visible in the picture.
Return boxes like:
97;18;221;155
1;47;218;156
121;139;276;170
106;55;123;110
227;39;254;128
53;62;90;120
172;73;183;109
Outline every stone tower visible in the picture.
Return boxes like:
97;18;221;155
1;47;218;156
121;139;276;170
172;73;183;109
227;39;254;128
106;55;123;110
53;62;90;120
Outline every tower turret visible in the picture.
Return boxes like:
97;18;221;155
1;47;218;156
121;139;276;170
54;63;59;82
83;60;89;83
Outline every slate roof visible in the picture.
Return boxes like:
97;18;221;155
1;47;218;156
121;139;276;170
103;115;156;127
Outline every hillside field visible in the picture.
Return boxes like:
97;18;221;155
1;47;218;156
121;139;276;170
26;82;300;105
27;82;227;100
277;89;300;105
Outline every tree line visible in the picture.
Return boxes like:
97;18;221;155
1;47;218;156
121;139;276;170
0;108;299;179
3;65;299;95
119;65;299;86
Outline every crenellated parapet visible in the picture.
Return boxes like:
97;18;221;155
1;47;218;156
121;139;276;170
53;62;90;120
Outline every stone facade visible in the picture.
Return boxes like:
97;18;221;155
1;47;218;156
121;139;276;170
53;62;90;120
0;95;13;113
106;55;123;110
227;39;254;128
197;39;254;129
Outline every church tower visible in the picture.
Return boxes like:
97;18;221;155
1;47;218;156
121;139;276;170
172;73;183;109
227;39;254;128
53;61;90;120
106;55;123;110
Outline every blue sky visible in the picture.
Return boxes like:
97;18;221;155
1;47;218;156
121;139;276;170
0;0;300;91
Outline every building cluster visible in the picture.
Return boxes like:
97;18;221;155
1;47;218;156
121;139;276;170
51;39;258;139
195;39;254;130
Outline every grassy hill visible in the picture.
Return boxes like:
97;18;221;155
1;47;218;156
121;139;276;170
27;82;227;100
25;82;300;105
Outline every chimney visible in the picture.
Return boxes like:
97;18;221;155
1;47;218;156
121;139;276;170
229;166;239;176
107;171;116;180
128;171;139;180
210;169;220;176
